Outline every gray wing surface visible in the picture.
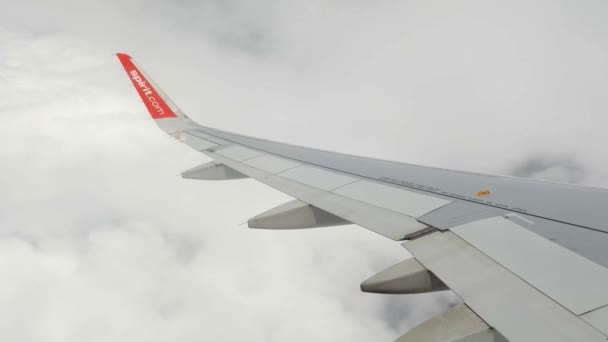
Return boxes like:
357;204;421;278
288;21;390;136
117;53;608;341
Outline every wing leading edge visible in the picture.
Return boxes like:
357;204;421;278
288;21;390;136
116;53;608;341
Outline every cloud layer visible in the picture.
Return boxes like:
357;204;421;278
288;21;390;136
1;1;607;341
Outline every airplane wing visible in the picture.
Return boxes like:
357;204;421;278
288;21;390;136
116;53;608;341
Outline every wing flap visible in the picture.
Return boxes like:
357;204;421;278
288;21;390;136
403;231;607;341
452;216;608;315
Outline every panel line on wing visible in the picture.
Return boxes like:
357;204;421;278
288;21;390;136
333;180;452;218
215;145;263;162
278;165;359;192
243;154;302;174
179;132;218;151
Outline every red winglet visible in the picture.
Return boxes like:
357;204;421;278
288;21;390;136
116;53;178;119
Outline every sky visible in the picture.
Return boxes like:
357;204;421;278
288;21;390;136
1;1;607;341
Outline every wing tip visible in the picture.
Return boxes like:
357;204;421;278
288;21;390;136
116;53;132;64
115;52;179;120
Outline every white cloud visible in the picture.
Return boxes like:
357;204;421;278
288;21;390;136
0;1;607;341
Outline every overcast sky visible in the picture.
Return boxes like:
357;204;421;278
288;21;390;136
1;1;608;341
